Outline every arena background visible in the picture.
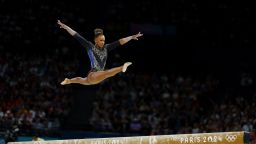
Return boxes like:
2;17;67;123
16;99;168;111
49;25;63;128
0;0;256;143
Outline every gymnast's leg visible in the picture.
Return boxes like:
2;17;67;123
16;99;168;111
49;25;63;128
61;77;91;85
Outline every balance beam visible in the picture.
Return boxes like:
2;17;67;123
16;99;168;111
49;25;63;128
8;131;250;144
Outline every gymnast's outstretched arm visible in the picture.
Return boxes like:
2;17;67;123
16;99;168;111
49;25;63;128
119;32;143;45
57;20;92;48
57;20;77;36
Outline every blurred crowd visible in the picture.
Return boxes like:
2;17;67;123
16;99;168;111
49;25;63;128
90;72;256;135
0;51;78;139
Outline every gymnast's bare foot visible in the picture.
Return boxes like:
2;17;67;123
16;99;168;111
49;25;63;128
61;78;71;85
122;62;132;72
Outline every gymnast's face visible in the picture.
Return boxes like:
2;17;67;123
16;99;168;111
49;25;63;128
95;35;105;49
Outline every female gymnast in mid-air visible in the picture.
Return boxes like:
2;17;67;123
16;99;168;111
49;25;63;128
57;20;143;85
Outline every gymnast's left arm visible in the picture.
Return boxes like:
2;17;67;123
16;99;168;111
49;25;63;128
119;32;143;45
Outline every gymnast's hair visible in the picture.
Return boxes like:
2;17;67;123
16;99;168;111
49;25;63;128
94;28;103;38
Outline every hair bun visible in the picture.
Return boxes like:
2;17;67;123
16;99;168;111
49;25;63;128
94;28;103;35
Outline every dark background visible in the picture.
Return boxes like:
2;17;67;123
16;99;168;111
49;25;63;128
1;0;255;73
1;0;256;141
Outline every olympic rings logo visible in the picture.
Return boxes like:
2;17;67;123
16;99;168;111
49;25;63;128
225;134;237;142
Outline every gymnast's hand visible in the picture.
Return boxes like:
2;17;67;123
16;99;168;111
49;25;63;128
132;32;143;40
57;20;67;29
57;20;77;36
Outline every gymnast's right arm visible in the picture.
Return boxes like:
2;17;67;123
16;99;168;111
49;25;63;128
57;20;92;48
57;20;77;36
